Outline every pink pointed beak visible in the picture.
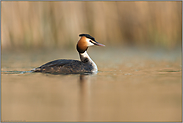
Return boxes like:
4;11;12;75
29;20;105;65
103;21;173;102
96;43;105;46
94;41;105;46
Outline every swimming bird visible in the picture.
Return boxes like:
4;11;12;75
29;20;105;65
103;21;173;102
32;34;105;74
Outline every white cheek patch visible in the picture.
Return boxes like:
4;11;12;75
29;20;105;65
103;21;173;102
86;38;94;46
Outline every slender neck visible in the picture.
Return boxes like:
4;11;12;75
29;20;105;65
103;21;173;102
79;51;93;63
79;51;98;72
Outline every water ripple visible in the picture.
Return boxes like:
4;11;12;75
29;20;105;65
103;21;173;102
2;70;33;74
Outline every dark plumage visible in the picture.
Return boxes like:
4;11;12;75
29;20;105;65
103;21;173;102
33;59;93;74
79;34;96;41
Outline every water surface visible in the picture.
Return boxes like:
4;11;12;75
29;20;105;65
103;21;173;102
1;47;182;122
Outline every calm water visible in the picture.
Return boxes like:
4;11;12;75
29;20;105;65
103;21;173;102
1;47;182;122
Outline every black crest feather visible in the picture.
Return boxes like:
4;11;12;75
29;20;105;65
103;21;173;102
79;34;96;41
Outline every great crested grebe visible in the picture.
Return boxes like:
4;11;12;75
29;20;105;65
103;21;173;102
32;34;105;74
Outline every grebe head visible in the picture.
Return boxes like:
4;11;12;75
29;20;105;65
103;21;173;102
77;34;105;53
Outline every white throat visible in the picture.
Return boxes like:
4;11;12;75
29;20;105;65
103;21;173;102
79;51;98;72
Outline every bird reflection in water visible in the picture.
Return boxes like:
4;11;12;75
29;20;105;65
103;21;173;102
78;74;93;121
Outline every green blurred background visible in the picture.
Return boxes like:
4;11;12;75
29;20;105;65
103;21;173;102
1;1;182;51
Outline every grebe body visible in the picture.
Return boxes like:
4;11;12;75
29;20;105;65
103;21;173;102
32;34;105;74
